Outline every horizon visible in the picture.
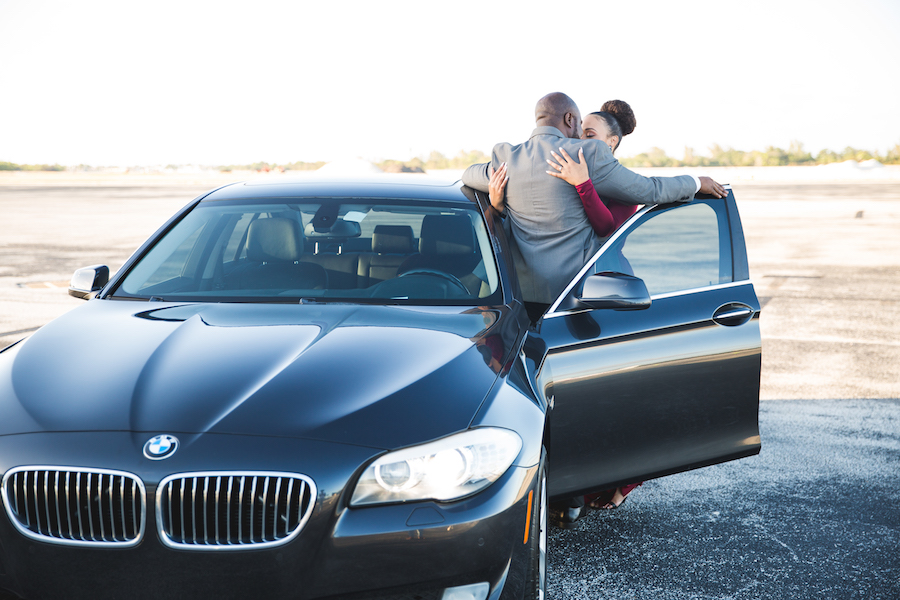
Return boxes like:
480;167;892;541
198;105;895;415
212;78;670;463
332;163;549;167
1;0;898;166
3;140;896;170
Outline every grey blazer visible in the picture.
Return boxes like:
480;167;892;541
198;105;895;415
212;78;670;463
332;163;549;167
463;126;696;304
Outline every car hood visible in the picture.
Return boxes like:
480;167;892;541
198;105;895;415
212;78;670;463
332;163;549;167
0;301;507;450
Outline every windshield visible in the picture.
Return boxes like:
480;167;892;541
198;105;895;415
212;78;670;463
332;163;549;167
112;199;502;305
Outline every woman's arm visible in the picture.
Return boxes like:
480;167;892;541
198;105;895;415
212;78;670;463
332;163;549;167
574;180;616;236
608;201;639;229
547;147;616;236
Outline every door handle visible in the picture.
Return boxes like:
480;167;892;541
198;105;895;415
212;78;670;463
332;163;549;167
713;303;754;326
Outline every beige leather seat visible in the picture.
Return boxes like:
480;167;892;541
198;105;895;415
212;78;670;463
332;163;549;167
237;218;327;290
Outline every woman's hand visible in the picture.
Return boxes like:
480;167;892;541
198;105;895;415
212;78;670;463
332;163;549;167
546;147;590;186
489;163;508;212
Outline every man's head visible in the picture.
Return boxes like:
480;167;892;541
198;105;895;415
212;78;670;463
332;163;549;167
535;93;582;139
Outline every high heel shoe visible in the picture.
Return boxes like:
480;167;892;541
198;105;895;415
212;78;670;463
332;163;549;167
590;488;628;510
598;495;627;510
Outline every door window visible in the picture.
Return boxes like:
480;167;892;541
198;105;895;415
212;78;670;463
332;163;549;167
592;201;732;296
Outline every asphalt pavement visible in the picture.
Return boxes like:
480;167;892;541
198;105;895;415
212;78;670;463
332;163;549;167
548;398;900;599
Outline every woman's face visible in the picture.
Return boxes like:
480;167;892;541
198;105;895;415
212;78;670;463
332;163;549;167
581;114;616;150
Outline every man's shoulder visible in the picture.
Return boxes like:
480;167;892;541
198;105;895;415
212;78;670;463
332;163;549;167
493;141;515;155
557;137;608;153
498;127;566;152
560;138;616;168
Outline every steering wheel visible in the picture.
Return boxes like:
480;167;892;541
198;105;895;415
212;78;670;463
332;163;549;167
399;268;469;295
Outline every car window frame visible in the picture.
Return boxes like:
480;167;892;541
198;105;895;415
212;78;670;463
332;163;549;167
464;187;518;307
544;193;740;318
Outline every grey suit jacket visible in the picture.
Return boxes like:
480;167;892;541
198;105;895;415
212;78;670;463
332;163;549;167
463;126;696;304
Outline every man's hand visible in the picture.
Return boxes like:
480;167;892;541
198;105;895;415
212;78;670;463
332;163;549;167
698;176;727;198
488;163;508;212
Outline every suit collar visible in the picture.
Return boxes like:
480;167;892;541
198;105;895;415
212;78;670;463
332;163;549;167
530;126;566;140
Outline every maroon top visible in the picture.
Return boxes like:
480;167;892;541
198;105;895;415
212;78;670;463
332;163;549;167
575;180;639;236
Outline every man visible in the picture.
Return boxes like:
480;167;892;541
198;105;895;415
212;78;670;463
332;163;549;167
463;92;726;321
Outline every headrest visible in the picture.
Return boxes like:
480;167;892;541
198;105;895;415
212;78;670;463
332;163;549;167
372;225;414;254
419;215;475;256
246;218;303;262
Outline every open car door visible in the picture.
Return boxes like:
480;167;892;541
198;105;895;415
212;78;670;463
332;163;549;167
537;192;761;500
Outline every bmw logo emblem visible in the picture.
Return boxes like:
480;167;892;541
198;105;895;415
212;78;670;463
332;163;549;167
143;435;179;460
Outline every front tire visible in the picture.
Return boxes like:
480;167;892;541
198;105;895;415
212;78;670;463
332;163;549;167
525;449;548;600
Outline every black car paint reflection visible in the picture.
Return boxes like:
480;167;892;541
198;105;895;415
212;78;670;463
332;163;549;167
0;177;760;600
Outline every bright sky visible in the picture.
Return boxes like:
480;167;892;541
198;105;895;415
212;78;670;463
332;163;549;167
1;0;898;166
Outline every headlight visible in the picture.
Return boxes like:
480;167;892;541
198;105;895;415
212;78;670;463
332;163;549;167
350;428;522;506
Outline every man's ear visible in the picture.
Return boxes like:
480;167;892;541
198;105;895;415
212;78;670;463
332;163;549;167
564;112;576;133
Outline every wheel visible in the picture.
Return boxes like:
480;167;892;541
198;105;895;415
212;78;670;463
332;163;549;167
525;449;548;600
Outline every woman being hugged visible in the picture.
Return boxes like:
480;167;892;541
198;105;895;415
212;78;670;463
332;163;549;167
551;100;645;510
547;99;641;237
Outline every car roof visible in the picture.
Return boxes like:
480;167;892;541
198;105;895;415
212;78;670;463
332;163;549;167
200;175;472;203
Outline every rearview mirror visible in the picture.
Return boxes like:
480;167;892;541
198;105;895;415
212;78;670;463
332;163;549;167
577;272;651;310
68;265;109;300
303;218;362;239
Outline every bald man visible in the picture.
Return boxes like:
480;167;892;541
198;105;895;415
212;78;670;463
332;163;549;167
463;92;725;316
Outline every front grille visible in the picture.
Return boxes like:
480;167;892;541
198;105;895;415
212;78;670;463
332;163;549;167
156;472;315;550
1;467;145;547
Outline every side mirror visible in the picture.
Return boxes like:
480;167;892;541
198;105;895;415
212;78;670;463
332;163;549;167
577;272;651;310
69;265;109;300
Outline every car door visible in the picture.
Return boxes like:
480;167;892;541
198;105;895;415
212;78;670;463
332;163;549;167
537;193;761;500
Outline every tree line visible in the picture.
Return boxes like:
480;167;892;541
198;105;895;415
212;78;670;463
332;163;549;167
220;150;494;174
2;142;899;172
0;161;66;171
619;142;900;168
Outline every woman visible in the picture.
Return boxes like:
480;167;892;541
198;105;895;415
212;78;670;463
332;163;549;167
558;100;644;510
547;99;640;236
560;100;644;510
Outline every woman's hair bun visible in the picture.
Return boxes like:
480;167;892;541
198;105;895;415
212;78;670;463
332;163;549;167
600;99;636;136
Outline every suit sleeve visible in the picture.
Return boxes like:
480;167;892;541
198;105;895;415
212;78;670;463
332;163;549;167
462;162;490;192
585;143;696;205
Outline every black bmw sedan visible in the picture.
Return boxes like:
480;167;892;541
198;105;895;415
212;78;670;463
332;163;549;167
0;176;761;599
